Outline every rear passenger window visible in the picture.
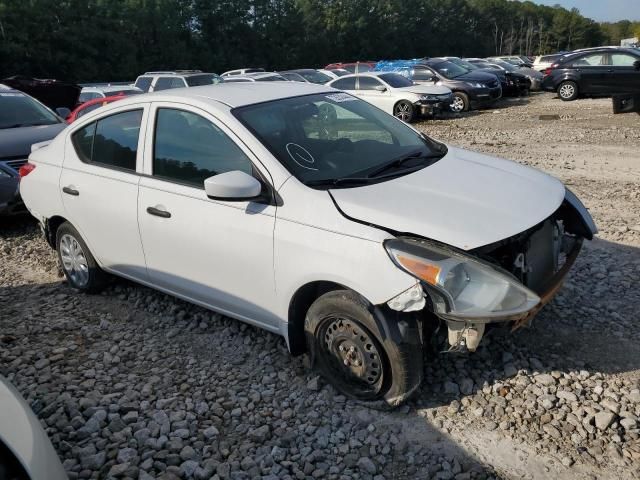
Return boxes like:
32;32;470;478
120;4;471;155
331;77;356;90
71;110;142;171
153;108;253;187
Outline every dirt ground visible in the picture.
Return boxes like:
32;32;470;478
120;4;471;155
1;92;639;480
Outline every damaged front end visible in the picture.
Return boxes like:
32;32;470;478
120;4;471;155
385;188;596;351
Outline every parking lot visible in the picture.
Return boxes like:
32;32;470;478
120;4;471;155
1;91;639;480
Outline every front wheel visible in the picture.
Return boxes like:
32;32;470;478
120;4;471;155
393;100;415;123
304;290;423;406
558;81;578;101
450;92;469;112
56;222;108;292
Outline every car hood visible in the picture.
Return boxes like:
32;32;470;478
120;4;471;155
0;123;66;160
396;85;452;95
330;146;565;250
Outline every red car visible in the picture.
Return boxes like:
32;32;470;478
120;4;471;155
66;93;136;123
324;62;377;73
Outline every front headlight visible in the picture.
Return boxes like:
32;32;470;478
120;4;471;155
385;238;540;320
466;82;485;89
420;94;437;101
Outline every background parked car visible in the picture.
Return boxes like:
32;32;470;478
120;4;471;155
66;93;133;123
221;68;265;77
278;69;332;84
324;62;376;73
0;85;67;215
318;68;350;79
412;59;502;112
134;70;222;93
328;72;453;122
489;55;533;68
222;72;289;83
542;47;640;101
532;54;562;73
0;375;67;480
487;58;543;90
78;85;141;103
1;75;80;114
466;58;532;96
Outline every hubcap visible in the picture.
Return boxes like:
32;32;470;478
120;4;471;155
322;317;382;387
59;234;89;287
451;96;465;112
394;103;411;122
559;84;575;98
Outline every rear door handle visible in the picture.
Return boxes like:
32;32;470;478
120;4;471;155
62;186;79;196
146;206;171;218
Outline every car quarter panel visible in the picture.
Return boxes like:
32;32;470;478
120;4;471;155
273;179;419;332
21;135;67;222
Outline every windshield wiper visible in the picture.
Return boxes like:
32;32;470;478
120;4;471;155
366;150;445;178
305;177;375;188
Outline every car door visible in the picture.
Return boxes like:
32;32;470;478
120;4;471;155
610;52;640;93
354;76;395;114
59;104;149;279
137;103;279;329
571;53;610;94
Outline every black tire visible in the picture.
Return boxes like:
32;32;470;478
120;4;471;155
558;81;578;101
393;100;415;123
304;290;423;406
450;92;469;112
56;222;108;293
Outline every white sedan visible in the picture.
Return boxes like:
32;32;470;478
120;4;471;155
327;72;453;122
20;83;595;406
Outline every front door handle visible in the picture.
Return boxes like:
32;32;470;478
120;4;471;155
62;186;79;196
146;206;171;218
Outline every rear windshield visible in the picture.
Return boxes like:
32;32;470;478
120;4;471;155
0;92;61;129
134;77;153;92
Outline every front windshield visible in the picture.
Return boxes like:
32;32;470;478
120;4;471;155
429;61;470;79
0;92;61;129
299;70;332;84
492;59;517;71
186;74;224;86
233;93;445;187
378;73;413;88
449;58;478;70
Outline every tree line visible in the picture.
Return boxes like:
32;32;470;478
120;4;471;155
0;0;635;83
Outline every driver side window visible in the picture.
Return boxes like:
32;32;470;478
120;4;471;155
153;108;253;187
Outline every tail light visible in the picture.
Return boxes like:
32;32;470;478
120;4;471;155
544;63;558;76
18;162;36;179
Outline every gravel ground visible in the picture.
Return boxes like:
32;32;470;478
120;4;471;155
1;92;639;480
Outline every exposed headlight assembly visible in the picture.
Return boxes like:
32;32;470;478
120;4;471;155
420;94;437;101
385;238;540;321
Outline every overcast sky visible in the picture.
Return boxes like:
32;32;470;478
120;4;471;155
530;0;639;22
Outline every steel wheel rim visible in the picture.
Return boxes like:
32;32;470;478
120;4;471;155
559;84;574;98
319;316;383;396
451;96;465;112
60;234;89;287
394;102;411;122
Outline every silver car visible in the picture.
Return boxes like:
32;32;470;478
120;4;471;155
0;375;67;480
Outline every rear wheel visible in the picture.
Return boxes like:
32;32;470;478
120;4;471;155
450;92;469;112
393;101;415;123
558;81;578;101
56;222;108;292
304;290;422;406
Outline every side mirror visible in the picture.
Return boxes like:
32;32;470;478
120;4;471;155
204;170;262;201
56;107;71;119
428;75;438;82
374;85;387;92
634;60;640;71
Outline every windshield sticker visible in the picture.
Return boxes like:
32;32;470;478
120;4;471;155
0;92;24;97
325;93;357;103
286;143;318;171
